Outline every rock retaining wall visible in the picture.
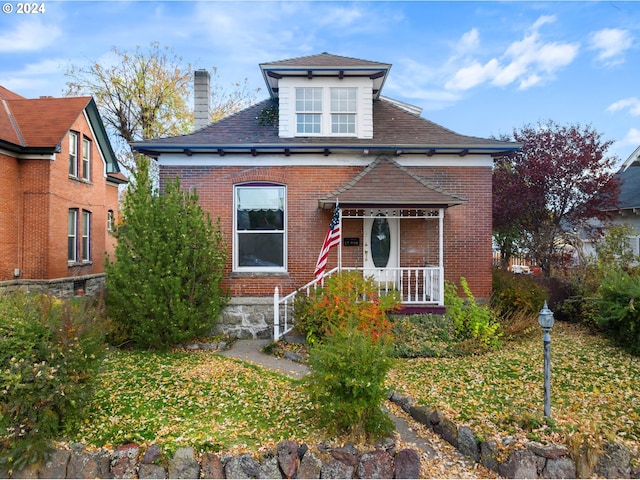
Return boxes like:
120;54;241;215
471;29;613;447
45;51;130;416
3;439;422;479
389;392;639;479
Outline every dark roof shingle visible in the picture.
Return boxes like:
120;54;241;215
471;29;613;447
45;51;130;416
133;97;515;153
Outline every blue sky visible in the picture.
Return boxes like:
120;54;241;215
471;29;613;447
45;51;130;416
1;1;639;163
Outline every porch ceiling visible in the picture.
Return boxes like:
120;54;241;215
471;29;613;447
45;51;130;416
318;157;467;209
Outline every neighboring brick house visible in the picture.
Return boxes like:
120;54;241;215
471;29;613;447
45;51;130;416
0;86;126;296
133;53;519;338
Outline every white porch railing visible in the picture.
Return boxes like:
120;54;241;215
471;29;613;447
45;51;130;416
273;266;443;340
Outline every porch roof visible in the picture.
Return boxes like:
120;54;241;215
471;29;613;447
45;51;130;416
318;157;467;209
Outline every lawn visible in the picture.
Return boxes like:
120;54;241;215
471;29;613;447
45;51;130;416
72;351;319;454
390;321;639;455
72;322;639;459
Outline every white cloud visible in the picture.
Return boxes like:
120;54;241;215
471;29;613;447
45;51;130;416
608;97;640;116
456;28;481;54
446;59;500;90
621;128;640;145
0;18;61;52
445;15;578;92
589;28;633;66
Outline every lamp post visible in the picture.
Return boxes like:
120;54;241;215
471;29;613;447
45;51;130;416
538;301;555;418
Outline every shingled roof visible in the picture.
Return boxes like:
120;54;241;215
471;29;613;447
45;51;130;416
318;157;467;209
259;53;392;99
0;86;122;176
133;97;517;157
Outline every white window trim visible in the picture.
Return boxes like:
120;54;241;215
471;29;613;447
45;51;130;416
69;131;78;177
292;84;360;138
82;137;91;181
81;210;91;262
233;184;287;273
68;209;78;263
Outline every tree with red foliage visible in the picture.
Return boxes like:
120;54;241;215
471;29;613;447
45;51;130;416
493;120;620;276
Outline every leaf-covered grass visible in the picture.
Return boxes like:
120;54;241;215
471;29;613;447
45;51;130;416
389;321;640;455
71;350;321;455
71;322;639;460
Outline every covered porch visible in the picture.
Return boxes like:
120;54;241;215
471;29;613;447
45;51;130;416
273;157;467;340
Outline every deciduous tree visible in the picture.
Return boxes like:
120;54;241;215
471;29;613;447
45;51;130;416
65;42;257;173
493;120;620;276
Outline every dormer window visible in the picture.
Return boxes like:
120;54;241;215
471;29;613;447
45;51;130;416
295;87;322;134
330;87;356;134
293;86;358;136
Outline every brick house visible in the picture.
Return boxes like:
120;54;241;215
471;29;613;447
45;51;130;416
0;86;126;296
133;53;519;338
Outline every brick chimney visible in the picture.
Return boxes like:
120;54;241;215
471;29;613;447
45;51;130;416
194;69;210;131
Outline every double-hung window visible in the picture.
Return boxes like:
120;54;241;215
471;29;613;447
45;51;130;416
69;131;78;177
235;184;286;271
82;137;91;180
330;87;357;134
295;87;322;134
81;210;91;261
68;209;78;262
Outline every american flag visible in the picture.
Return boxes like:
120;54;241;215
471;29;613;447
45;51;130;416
314;205;341;279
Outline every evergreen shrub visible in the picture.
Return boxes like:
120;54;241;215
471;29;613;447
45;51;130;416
105;157;228;350
597;269;640;355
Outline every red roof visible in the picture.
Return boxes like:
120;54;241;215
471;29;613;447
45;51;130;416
0;86;91;149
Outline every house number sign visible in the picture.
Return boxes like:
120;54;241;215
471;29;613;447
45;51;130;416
343;237;360;246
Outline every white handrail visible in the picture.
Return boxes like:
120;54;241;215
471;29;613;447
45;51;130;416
273;266;442;340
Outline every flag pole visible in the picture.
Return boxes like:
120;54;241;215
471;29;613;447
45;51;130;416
337;199;341;272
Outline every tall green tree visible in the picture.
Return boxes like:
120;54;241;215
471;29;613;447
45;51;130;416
65;41;258;173
105;156;228;350
493;120;620;276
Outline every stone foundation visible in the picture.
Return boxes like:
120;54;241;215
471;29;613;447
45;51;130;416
0;274;106;298
214;296;275;340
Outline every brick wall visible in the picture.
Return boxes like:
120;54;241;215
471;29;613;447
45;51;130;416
0;115;120;285
0;153;21;280
160;160;493;300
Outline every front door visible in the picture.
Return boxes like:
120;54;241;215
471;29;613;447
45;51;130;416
363;215;399;283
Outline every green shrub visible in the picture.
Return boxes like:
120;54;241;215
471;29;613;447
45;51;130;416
491;268;548;316
445;277;503;350
105;156;228;350
597;269;640;355
0;293;107;471
293;271;399;345
304;321;395;441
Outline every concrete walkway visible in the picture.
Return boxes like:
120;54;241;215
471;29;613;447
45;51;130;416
219;339;310;379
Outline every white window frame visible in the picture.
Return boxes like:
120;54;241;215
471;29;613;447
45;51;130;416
82;137;91;180
233;183;287;272
107;210;114;234
81;210;91;262
330;87;357;134
68;209;78;262
69;131;78;177
295;87;322;134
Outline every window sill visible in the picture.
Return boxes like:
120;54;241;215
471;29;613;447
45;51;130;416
68;261;93;268
230;271;290;278
68;175;93;185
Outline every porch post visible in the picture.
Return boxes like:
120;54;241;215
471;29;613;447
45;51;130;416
439;209;444;306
